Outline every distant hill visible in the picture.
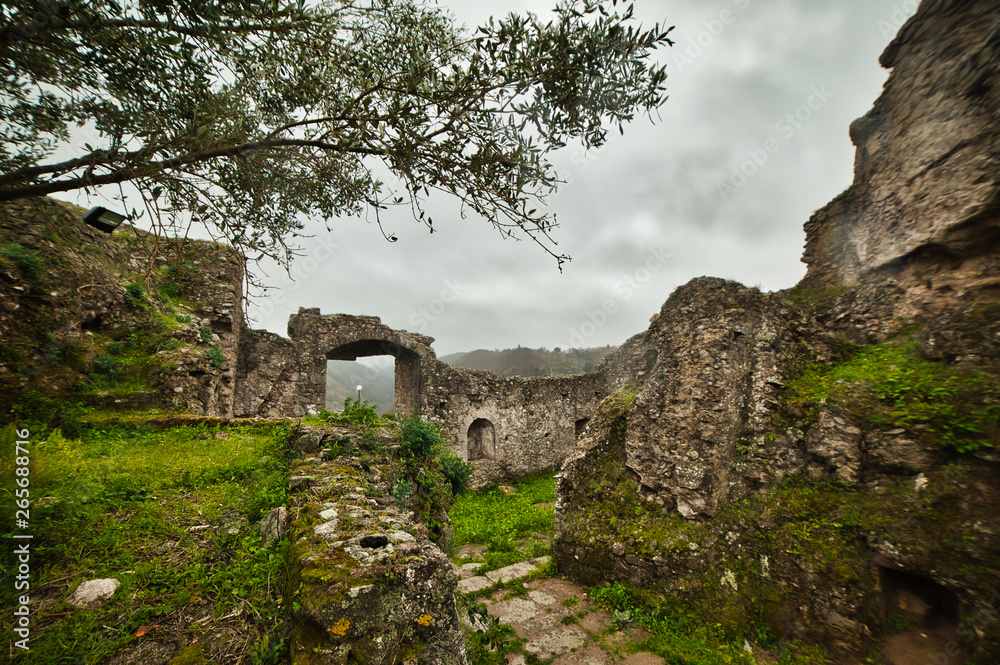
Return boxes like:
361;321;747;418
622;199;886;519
447;345;615;377
438;352;467;364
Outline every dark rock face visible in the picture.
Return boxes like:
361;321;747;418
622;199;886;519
556;1;1000;661
591;277;801;519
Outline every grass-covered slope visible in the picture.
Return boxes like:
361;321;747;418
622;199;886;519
0;418;292;663
1;196;243;422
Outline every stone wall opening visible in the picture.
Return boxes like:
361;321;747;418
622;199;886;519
468;418;497;461
879;566;959;629
878;566;966;661
326;339;421;414
575;417;590;438
326;358;395;414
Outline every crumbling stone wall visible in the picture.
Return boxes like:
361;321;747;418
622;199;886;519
420;362;608;483
289;452;466;665
234;329;301;417
234;309;612;482
802;0;1000;313
155;240;245;417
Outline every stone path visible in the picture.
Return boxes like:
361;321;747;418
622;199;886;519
453;551;666;665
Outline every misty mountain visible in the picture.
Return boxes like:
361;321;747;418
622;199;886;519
326;358;395;414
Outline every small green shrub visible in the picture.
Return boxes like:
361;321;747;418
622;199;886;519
175;313;192;324
207;346;226;368
94;354;122;376
159;280;179;299
159;339;182;352
359;429;385;453
315;398;385;427
464;603;516;665
440;451;474;495
400;412;440;461
393;479;413;509
124;280;146;306
0;242;43;278
199;325;213;343
322;441;342;459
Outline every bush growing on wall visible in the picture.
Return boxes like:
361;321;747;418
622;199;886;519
400;412;440;461
440;451;473;495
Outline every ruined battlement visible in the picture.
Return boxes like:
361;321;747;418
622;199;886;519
234;309;613;482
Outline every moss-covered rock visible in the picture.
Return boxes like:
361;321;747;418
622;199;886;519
288;456;465;665
0;196;244;420
555;279;1000;662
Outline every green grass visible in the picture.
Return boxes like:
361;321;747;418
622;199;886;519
0;242;44;278
784;341;1000;452
0;420;292;664
589;581;827;665
449;473;556;571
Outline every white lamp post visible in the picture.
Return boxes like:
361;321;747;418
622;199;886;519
356;385;363;401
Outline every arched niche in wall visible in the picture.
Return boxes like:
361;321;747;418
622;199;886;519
467;418;497;461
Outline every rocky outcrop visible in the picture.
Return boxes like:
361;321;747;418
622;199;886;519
564;278;805;519
555;1;1000;661
802;0;1000;311
288;455;465;665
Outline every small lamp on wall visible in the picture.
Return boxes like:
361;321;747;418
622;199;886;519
83;206;126;234
356;385;363;401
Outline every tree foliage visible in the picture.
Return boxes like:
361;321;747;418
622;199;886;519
0;0;672;267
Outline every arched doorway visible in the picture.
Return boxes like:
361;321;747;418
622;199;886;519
467;418;497;461
326;356;394;414
326;339;421;415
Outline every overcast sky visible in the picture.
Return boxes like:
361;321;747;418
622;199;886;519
64;0;918;357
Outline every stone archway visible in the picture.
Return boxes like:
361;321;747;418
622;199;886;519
467;418;497;461
326;339;421;415
281;310;437;416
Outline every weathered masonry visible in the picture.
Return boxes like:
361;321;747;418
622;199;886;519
234;309;613;482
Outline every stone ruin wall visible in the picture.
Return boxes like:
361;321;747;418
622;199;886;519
420;363;607;484
801;0;1000;312
231;308;613;482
